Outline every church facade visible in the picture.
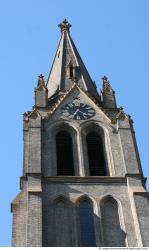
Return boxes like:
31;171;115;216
11;19;149;247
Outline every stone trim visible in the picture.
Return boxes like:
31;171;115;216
43;176;126;183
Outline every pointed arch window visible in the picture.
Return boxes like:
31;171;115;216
101;196;126;246
54;198;72;246
78;198;96;246
56;131;74;175
86;131;107;176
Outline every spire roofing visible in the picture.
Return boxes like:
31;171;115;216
47;19;99;100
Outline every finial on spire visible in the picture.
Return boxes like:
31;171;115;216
37;74;45;87
58;19;72;32
102;75;109;83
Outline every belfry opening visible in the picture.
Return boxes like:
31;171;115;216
56;130;74;176
86;131;107;176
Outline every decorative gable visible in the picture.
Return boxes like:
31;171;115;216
44;83;111;125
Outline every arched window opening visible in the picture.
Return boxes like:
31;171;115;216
86;131;107;176
56;131;74;175
101;197;126;247
55;199;72;246
79;199;96;246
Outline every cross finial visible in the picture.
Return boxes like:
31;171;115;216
38;74;44;79
37;74;45;86
101;75;108;83
58;19;72;32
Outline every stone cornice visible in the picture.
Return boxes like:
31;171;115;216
43;176;126;184
20;173;147;185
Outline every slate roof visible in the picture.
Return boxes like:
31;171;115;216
47;19;100;100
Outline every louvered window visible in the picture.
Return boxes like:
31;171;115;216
56;131;74;175
86;132;107;176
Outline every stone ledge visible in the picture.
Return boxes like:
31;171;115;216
43;176;126;183
20;173;147;185
27;186;42;192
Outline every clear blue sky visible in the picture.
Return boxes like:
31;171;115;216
0;0;149;246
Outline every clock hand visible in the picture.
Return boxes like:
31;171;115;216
78;110;86;115
72;108;79;118
77;109;88;118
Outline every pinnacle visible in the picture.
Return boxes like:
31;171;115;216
101;75;112;92
58;19;72;32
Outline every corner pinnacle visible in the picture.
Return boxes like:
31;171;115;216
101;76;112;92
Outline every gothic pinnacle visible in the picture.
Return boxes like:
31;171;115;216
101;75;112;92
58;19;72;32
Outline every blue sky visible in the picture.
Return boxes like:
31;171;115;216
0;0;149;246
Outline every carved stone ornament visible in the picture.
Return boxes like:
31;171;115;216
29;109;40;120
58;19;72;32
116;110;127;120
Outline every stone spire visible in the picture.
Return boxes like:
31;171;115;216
47;19;100;100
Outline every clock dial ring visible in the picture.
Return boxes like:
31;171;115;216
62;103;95;120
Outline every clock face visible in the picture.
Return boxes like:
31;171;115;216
61;103;95;120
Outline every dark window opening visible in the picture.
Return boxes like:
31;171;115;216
86;132;107;176
58;51;60;58
69;65;74;78
79;200;96;246
56;131;74;175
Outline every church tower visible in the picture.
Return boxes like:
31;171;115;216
11;19;149;247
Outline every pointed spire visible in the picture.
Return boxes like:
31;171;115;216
58;19;72;33
47;20;100;100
